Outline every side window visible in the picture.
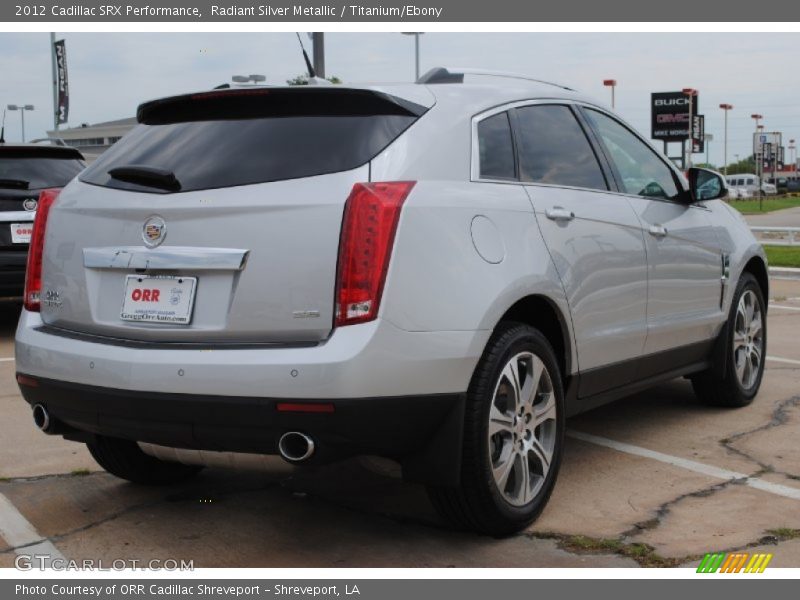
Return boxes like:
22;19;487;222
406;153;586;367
514;104;608;191
477;111;516;180
584;108;680;200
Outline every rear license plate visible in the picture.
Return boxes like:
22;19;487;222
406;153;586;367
10;223;33;244
120;275;197;325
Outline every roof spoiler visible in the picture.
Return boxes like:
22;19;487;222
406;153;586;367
137;87;429;125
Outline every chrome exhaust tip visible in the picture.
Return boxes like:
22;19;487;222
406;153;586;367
278;432;315;463
32;404;51;432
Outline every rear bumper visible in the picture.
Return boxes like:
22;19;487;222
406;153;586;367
0;249;27;298
18;375;465;484
15;310;489;484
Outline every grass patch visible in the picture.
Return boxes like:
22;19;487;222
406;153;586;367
730;196;800;214
70;468;91;477
766;528;800;540
559;534;682;568
764;246;800;268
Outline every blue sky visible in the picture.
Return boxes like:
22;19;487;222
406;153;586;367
0;32;798;167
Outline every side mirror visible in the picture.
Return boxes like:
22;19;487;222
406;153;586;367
687;167;728;202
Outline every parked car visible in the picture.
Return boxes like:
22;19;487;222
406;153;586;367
0;144;84;299
761;182;778;196
15;68;768;535
726;173;761;196
786;179;800;193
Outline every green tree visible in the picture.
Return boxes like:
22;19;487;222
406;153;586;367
286;74;342;85
724;156;757;175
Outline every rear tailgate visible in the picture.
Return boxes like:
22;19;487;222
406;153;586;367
39;85;432;344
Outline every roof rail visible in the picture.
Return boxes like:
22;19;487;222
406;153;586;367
417;67;574;91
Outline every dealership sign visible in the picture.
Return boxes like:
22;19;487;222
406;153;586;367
54;39;69;124
691;115;705;153
651;91;698;141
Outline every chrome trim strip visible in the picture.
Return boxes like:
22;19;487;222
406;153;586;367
83;246;249;271
0;211;36;222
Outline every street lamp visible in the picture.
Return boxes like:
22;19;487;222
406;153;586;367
751;114;764;191
603;79;617;109
703;133;713;167
682;88;697;169
719;103;733;176
401;32;424;82
790;139;797;174
232;74;266;85
7;104;34;143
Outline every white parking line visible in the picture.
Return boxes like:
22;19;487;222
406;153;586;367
0;492;65;565
767;355;800;366
0;357;14;363
770;303;800;312
567;430;800;502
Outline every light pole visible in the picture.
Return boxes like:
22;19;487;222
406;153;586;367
603;79;617;109
789;139;796;175
752;114;764;197
401;32;424;82
6;104;34;142
232;74;266;85
719;103;733;176
682;88;697;169
704;133;713;167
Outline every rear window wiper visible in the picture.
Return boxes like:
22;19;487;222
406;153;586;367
108;165;181;192
0;178;30;189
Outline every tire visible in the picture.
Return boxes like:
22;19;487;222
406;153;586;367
87;435;202;485
691;272;766;407
428;322;565;536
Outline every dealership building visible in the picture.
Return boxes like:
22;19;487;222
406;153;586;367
47;117;136;162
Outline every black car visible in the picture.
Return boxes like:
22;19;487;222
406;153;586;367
0;144;85;298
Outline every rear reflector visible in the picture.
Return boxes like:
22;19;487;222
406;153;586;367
276;402;335;414
24;188;61;312
335;181;415;327
16;374;39;388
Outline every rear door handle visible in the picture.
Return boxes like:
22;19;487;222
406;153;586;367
545;207;575;222
649;224;668;238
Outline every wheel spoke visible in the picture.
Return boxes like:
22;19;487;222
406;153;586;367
745;295;755;327
751;343;762;368
529;437;551;472
732;331;747;350
749;311;763;338
533;392;557;427
500;361;521;413
489;404;514;437
493;452;516;491
517;453;531;505
737;297;748;328
734;349;746;381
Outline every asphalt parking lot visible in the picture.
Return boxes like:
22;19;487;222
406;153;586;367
1;278;799;569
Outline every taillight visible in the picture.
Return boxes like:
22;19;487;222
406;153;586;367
335;181;415;327
24;188;61;312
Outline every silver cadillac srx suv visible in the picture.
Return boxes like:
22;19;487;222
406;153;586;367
15;68;768;535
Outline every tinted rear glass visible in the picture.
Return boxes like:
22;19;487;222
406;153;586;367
0;157;84;190
81;88;425;193
478;112;516;180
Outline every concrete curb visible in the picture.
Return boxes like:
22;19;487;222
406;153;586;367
769;267;800;280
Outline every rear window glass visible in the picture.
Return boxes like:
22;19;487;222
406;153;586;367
81;89;425;193
478;112;516;180
0;157;85;190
